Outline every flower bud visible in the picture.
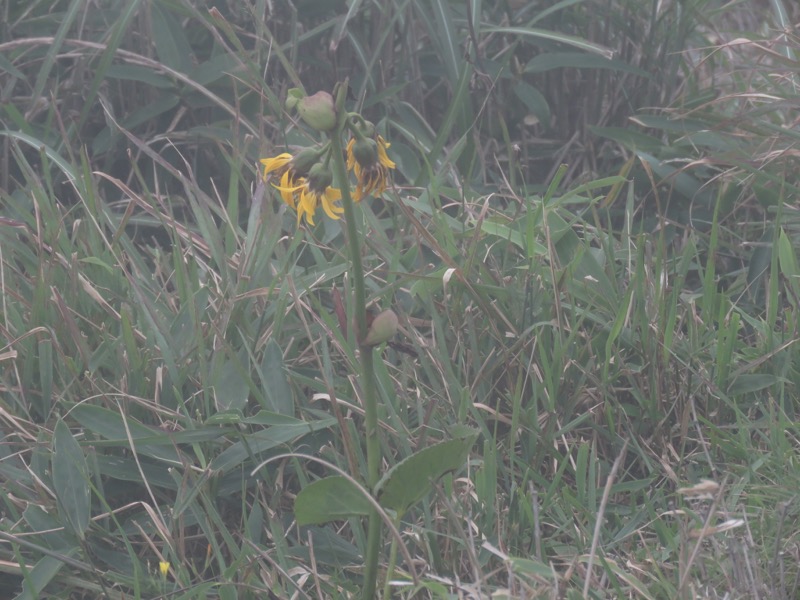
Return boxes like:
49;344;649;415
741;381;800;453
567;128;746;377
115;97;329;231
361;309;399;347
307;162;333;193
351;137;379;168
291;147;323;176
297;91;337;132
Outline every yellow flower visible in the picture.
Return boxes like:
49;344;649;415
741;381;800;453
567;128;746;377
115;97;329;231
260;153;300;206
346;135;396;201
260;148;328;212
260;153;293;180
159;561;170;577
274;163;343;225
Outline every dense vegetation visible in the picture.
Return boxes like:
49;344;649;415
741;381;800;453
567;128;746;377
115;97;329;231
1;0;799;598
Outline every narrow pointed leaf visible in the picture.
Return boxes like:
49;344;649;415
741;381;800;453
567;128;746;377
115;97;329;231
260;339;293;415
52;420;90;540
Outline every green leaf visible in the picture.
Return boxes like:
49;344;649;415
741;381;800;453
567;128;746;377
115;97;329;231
0;53;25;79
728;374;783;395
484;26;614;58
376;430;478;517
16;553;74;600
211;416;336;474
92;455;177;489
151;2;193;73
295;476;372;526
523;52;650;77
260;340;294;415
105;64;175;88
213;352;250;412
777;228;800;298
479;218;526;251
52;420;90;540
71;404;182;464
590;126;663;151
512;80;551;126
187;53;242;86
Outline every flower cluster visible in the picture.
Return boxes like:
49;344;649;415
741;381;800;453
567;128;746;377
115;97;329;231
260;152;342;226
259;90;396;226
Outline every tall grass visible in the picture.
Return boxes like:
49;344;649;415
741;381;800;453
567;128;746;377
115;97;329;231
1;0;798;598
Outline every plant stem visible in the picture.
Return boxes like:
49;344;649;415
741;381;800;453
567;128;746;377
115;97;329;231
382;520;400;600
329;117;381;599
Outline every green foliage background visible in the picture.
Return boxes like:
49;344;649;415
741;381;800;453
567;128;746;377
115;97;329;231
1;0;799;598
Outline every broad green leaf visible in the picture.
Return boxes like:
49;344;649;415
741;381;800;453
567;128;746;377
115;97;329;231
52;420;90;540
376;430;478;517
295;476;372;526
214;359;250;411
71;404;182;464
260;339;294;415
213;353;250;412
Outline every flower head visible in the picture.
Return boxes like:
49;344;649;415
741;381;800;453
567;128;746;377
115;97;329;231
260;148;331;214
346;133;396;201
274;162;343;225
159;561;170;577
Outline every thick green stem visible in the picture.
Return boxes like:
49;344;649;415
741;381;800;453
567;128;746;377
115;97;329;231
329;114;381;599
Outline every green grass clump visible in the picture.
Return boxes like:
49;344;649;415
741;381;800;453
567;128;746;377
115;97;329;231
1;0;799;598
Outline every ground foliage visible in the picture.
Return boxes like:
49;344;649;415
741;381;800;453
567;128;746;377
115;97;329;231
1;0;799;598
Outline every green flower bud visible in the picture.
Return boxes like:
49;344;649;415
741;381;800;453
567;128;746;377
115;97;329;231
361;309;399;347
307;162;333;193
297;91;337;132
291;147;324;176
352;137;379;168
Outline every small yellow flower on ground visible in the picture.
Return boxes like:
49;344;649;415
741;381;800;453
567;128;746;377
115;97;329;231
159;561;170;577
